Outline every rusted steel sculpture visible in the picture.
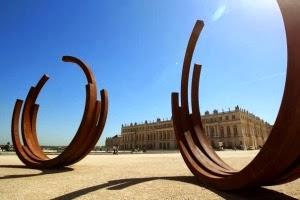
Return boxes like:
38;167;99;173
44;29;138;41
172;0;300;190
11;56;108;169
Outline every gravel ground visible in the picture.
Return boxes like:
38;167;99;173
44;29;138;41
0;151;299;200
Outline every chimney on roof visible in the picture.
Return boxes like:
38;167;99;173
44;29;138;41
235;105;239;111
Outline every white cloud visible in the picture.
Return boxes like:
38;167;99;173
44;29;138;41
212;4;227;22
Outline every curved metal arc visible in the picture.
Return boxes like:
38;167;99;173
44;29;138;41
236;0;300;184
178;22;234;171
66;89;109;165
11;55;108;169
62;56;96;85
11;100;40;168
190;64;234;171
184;131;232;176
46;55;100;166
62;100;102;166
21;75;50;160
38;83;97;167
172;0;300;190
180;20;204;124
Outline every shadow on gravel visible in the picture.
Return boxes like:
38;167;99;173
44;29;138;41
51;176;297;200
0;165;73;179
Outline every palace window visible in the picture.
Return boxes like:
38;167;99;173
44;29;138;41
227;126;231;137
220;126;224;138
234;125;238;137
209;127;215;137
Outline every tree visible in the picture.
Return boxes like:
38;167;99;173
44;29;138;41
3;142;11;151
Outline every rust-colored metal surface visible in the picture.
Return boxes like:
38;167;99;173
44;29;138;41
11;56;108;169
171;0;300;190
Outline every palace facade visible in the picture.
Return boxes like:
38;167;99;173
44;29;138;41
106;106;272;150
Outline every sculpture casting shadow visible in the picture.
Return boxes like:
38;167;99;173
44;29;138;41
0;165;73;179
51;176;297;200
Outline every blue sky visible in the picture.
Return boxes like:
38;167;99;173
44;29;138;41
0;0;286;146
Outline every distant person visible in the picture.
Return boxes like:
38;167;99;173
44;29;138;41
113;146;117;154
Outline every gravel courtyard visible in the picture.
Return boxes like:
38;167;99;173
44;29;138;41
0;151;299;200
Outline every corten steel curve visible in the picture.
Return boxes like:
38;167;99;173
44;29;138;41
11;56;108;169
171;0;300;190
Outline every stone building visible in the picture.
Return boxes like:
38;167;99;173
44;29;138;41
114;106;272;150
121;118;176;151
105;134;122;151
202;106;272;150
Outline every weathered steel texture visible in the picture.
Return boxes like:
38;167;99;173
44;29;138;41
171;0;300;190
11;56;108;169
